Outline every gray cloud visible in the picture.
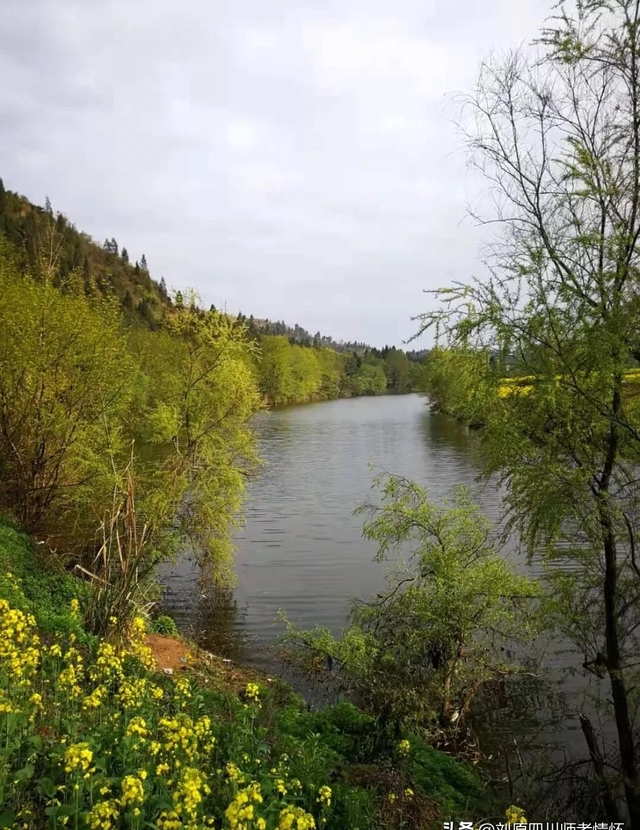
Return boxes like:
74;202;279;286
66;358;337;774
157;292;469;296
0;0;551;346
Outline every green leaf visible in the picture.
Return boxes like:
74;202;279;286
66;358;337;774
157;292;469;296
37;776;57;798
0;809;16;828
13;763;35;781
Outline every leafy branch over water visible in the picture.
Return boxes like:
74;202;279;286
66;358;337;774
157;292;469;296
278;474;539;750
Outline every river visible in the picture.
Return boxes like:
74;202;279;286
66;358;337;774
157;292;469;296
160;394;500;660
160;393;611;801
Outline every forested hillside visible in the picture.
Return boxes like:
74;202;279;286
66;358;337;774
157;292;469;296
0;178;171;326
0;178;427;406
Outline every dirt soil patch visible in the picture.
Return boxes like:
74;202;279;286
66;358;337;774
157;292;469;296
145;634;274;695
145;634;193;673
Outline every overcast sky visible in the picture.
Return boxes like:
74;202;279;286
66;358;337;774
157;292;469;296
1;0;551;347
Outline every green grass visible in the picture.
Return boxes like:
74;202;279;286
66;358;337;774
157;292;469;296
0;517;91;641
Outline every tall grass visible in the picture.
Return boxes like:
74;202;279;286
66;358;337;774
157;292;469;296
79;464;156;639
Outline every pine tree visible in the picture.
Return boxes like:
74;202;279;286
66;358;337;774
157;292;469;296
123;291;134;313
159;277;167;296
121;247;129;264
0;178;6;232
140;254;148;271
111;238;118;256
44;196;53;215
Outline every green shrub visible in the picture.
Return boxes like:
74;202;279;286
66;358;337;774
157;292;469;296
408;735;488;815
151;614;179;636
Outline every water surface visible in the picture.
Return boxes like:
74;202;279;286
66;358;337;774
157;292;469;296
161;394;498;659
160;393;607;765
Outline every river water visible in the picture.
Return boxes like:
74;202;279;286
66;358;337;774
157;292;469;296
160;393;610;785
160;394;501;656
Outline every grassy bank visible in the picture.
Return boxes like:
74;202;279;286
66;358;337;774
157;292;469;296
0;519;494;830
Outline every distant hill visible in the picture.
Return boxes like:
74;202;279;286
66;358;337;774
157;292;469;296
0;177;422;354
0;179;171;327
233;315;426;361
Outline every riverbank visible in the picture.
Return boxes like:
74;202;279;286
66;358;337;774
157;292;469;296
0;516;497;830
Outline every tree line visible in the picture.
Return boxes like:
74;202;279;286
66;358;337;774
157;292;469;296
252;335;425;406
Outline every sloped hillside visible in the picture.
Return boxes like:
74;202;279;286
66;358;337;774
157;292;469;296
0;178;171;327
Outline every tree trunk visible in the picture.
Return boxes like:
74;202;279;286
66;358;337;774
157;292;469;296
599;403;640;829
439;660;454;727
602;514;640;828
579;712;620;822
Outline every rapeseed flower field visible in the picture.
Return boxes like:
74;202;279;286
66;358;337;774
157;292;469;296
0;593;334;829
0;522;492;829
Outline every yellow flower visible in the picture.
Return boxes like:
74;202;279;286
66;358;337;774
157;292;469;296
387;793;397;803
70;598;80;620
158;714;199;758
225;762;244;783
403;788;414;799
120;775;145;807
173;767;209;823
0;602;41;686
317;785;332;806
82;685;107;710
225;784;264;829
245;682;260;700
132;616;146;635
58;664;82;698
125;716;149;740
506;805;527;824
0;697;14;714
64;742;94;775
278;805;315;830
157;810;182;830
175;676;192;696
90;642;123;684
397;739;410;755
87;801;119;830
118;677;151;710
29;692;43;710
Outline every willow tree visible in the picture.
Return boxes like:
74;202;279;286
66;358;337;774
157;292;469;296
0;240;135;544
133;295;261;584
417;2;640;822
